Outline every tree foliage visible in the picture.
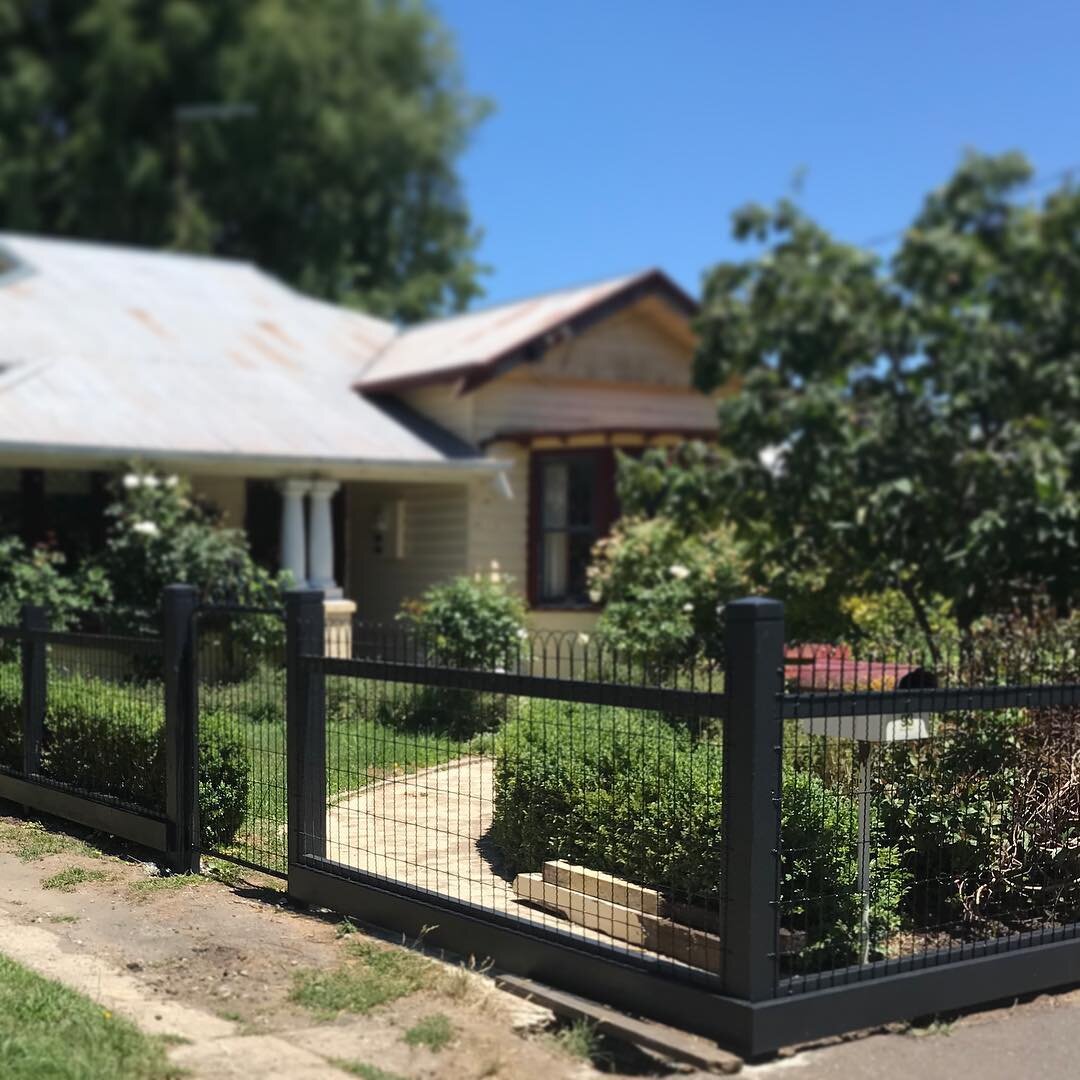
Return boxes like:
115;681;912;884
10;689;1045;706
0;0;488;321
692;152;1080;652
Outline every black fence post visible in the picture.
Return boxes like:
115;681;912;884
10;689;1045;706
163;585;199;874
20;604;47;779
285;589;326;869
723;596;785;1003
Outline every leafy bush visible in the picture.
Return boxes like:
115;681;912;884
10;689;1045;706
840;589;960;660
588;516;747;662
490;701;724;903
490;701;906;964
391;576;526;737
398;575;526;668
0;662;250;847
876;606;1080;929
0;536;112;633
99;469;284;640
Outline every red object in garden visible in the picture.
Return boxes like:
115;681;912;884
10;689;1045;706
784;642;913;691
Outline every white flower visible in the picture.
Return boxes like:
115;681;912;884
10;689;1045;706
132;520;159;537
577;632;590;646
165;475;179;488
142;475;160;489
123;474;141;490
669;564;690;580
682;602;694;613
588;589;602;604
516;627;529;640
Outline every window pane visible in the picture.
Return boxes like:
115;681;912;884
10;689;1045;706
567;459;595;527
541;533;568;600
567;532;594;604
542;463;568;528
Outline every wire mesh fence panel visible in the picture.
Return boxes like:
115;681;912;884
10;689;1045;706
311;624;729;988
196;607;286;875
39;632;166;815
777;636;1080;994
0;628;22;774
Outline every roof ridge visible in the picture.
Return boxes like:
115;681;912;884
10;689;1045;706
394;267;656;335
0;230;257;270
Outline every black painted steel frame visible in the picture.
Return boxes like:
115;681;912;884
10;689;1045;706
286;590;1080;1058
7;587;1080;1057
0;590;196;869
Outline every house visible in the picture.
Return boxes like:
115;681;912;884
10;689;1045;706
0;233;716;633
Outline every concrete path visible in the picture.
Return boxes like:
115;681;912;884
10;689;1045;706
324;757;687;967
745;988;1080;1079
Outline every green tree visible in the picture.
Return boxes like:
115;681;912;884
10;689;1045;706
691;152;1080;657
0;0;488;322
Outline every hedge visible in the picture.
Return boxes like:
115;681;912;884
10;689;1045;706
490;700;906;965
0;662;249;846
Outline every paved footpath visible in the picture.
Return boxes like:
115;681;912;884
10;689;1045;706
746;987;1080;1079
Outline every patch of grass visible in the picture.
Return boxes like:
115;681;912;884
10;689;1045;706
335;916;361;939
40;866;109;893
909;1017;954;1038
0;822;98;862
402;1013;454;1052
201;858;246;888
290;941;433;1017
0;952;180;1079
128;874;203;898
552;1018;604;1063
47;915;80;925
331;1062;407;1080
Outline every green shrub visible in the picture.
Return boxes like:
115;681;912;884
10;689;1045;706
198;713;253;846
0;662;22;770
0;662;250;847
398;574;527;669
840;589;960;660
0;537;112;649
393;575;526;737
491;700;724;903
99;468;285;639
491;700;907;965
588;516;747;663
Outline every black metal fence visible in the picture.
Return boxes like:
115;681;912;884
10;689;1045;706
2;586;1079;1057
0;590;188;859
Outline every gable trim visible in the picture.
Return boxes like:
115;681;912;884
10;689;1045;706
357;269;698;396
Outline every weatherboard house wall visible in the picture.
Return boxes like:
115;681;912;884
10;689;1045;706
0;232;713;632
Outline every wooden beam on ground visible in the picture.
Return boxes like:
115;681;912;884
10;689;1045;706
513;872;725;972
494;973;743;1074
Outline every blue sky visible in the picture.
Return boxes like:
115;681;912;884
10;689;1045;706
433;0;1080;306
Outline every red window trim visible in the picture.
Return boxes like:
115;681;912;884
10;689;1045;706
526;447;617;609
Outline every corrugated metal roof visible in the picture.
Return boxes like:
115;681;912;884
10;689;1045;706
357;268;696;391
0;233;492;474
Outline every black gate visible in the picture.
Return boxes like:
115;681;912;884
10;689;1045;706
194;603;287;877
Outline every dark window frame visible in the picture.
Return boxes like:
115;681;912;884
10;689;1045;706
527;447;616;609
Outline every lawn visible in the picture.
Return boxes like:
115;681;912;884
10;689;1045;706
0;952;179;1080
201;670;483;873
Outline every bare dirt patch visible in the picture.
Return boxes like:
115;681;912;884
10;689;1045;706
0;809;686;1079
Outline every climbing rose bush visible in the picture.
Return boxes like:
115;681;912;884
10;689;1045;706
588;516;747;662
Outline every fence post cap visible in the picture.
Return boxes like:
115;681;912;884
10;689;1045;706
163;583;199;596
285;588;325;606
723;596;784;622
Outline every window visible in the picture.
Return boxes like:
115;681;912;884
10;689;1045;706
530;450;615;607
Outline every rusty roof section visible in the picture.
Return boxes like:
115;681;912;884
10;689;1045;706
0;233;495;475
356;268;698;393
